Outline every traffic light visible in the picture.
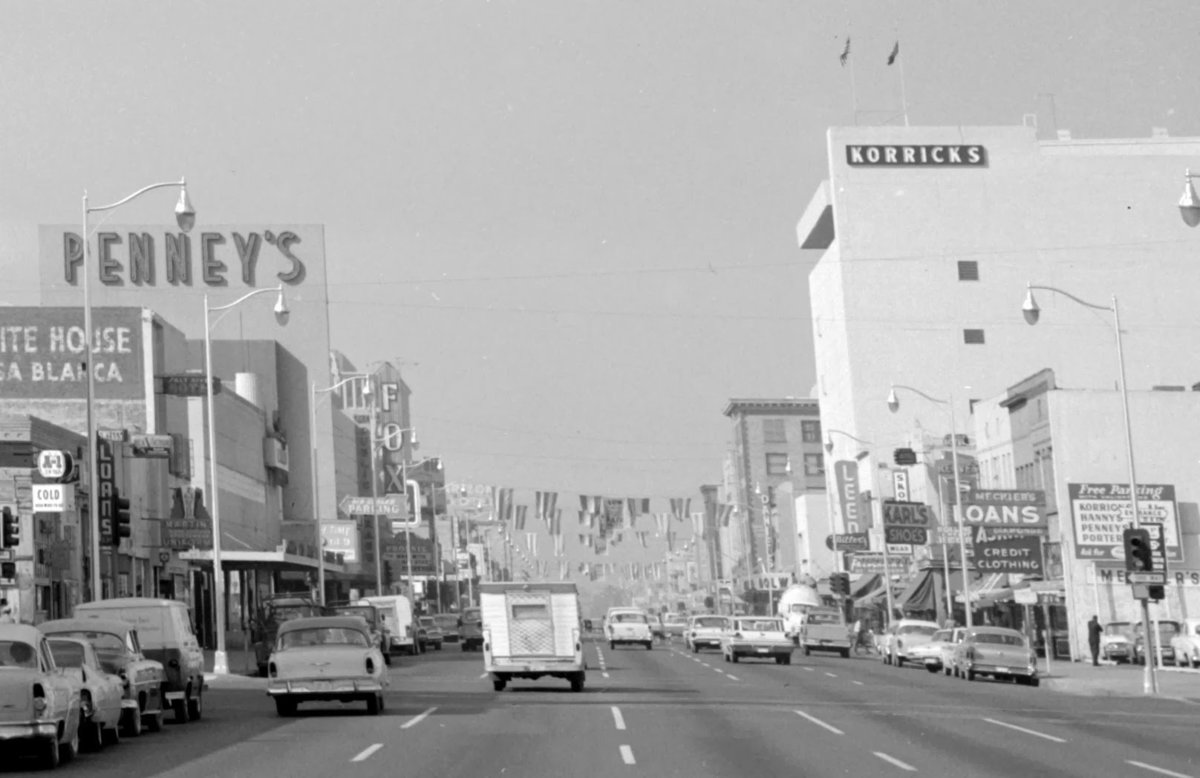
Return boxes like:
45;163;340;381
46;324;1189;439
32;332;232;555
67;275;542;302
1123;527;1154;572
112;491;131;546
1148;585;1165;602
1;507;17;549
382;560;393;583
829;572;851;597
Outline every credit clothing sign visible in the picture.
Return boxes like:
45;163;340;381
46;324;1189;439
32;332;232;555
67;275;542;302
1068;483;1181;562
969;527;1043;575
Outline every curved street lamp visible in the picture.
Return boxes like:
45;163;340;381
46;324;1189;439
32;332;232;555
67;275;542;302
81;179;193;602
1179;169;1200;227
203;284;289;675
887;384;971;629
1021;282;1157;695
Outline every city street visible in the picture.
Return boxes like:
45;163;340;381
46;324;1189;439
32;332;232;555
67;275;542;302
9;638;1200;778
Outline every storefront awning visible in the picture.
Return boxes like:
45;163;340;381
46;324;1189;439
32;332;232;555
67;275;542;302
850;574;882;600
957;573;1012;606
179;547;346;575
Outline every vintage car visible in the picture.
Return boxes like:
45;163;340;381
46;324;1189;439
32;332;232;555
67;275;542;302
328;604;391;665
432;613;461;644
662;612;689;639
1170;618;1200;668
0;623;84;769
266;616;388;716
953;626;1040;685
459;608;484;652
908;627;965;674
686;615;729;653
649;613;667;642
45;637;124;750
605;608;653;650
1133;620;1180;666
40;617;167;736
1101;621;1134;664
252;595;328;676
418;617;444;651
722;616;794;665
882;619;941;667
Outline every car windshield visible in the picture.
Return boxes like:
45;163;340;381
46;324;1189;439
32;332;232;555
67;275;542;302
930;630;950;643
0;640;38;669
278;627;369;649
1104;623;1130;636
419;618;437;628
694;617;726;628
807;611;841;625
664;614;686;624
739;619;783;632
611;613;647;624
332;607;376;624
271;605;321;623
899;625;937;637
974;632;1026;646
462;609;481;623
48;640;87;669
433;615;458;627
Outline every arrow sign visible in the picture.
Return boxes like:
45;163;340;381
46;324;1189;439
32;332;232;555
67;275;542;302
338;495;406;517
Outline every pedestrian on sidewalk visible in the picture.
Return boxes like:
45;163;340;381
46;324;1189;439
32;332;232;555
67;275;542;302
1088;615;1103;666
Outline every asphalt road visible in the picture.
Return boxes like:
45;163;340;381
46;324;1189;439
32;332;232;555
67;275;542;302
8;637;1200;777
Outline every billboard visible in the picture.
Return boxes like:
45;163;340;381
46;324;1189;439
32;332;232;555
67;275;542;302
962;489;1047;536
969;526;1043;575
1068;483;1182;562
0;307;144;399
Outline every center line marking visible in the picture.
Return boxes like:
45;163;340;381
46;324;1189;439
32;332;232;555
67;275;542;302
479;672;489;679
602;672;610;678
727;674;739;681
874;752;917;772
619;745;636;765
825;672;838;678
982;717;1066;743
1126;760;1195;778
611;706;626;730
401;706;437;730
795;710;844;735
852;680;864;685
351;744;383;762
803;666;814;672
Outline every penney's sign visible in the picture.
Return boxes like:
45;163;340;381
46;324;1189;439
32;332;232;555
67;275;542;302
845;144;987;167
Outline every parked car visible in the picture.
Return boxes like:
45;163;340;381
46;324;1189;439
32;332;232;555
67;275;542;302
266;616;388;716
1170;618;1200;668
1100;621;1134;664
417;617;444;651
45;637;124;751
953;626;1040;685
881;619;940;667
721;616;793;664
39;617;167;737
328;604;391;665
251;596;328;676
686;615;729;653
459;608;484;652
0;623;84;769
433;613;461;644
74;598;205;724
908;627;965;674
1133;620;1180;666
605;608;654;650
662;612;689;639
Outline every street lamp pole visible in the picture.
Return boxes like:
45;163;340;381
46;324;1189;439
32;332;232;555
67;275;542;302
203;284;289;675
81;178;193;601
1022;283;1158;695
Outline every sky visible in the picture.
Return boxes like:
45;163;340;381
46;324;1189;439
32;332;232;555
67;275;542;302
2;0;1197;513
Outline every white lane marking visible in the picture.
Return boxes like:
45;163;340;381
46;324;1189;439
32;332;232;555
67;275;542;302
803;666;814;672
1126;761;1195;778
713;667;724;673
351;744;383;762
479;672;489;679
727;674;739;681
873;752;917;772
982;717;1066;743
602;672;610;678
852;680;864;685
795;710;845;735
619;745;636;765
825;672;838;678
400;706;437;730
611;706;626;731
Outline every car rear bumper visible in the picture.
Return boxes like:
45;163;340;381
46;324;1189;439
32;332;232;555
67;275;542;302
268;679;384;696
0;722;58;741
691;638;722;648
967;663;1037;677
730;643;792;656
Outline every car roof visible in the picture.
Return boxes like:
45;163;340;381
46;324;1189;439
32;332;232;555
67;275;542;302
276;616;372;635
76;597;187;610
0;624;45;643
966;626;1024;636
39;618;135;636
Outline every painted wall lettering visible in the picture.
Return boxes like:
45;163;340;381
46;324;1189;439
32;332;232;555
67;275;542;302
845;144;987;167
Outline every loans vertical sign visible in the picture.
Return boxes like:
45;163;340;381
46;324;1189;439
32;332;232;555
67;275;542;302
1068;483;1181;562
95;435;116;546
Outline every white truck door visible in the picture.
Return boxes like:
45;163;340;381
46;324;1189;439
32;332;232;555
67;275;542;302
506;590;556;657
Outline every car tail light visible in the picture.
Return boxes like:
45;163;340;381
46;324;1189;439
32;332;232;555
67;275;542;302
32;685;47;716
366;656;375;673
268;662;278;678
80;693;94;718
734;632;742;639
168;658;180;668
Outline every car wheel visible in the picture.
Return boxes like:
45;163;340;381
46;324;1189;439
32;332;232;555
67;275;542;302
609;641;616;651
384;653;392;666
784;655;792;665
803;646;811;657
274;696;297;717
173;698;188;724
966;669;976;681
926;664;938;673
645;642;652;651
42;735;60;770
147;707;165;733
1029;677;1040;687
81;718;103;752
731;653;739;664
896;656;905;668
127;704;146;735
59;721;79;763
570;673;585;692
493;678;507;692
366;694;381;715
187;687;203;721
943;665;952;676
258;663;268;678
691;644;699;654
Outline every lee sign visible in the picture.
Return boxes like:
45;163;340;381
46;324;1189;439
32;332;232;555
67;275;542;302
962;489;1047;536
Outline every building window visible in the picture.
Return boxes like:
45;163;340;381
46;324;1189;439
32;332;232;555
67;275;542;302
765;453;790;475
963;329;986;344
803;453;825;477
958;260;979;281
762;419;786;443
801;420;821;443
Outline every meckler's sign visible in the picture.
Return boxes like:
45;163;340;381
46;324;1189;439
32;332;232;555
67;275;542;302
845;144;987;167
962;489;1047;536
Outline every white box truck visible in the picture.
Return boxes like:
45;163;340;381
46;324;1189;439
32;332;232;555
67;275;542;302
481;581;585;692
360;595;420;656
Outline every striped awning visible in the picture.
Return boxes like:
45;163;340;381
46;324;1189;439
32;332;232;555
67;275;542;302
955;573;1011;604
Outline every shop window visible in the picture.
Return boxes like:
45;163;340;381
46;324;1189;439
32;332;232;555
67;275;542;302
958;260;980;281
766;453;790;475
762;419;786;443
963;329;986;344
801;420;821;443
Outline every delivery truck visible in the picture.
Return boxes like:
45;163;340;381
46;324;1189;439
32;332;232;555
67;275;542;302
481;581;586;692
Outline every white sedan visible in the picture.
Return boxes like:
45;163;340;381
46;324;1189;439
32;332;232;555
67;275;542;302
45;638;123;751
266;616;389;717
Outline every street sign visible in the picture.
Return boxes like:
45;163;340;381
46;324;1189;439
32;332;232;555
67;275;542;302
128;434;173;459
159;374;222;397
97;428;128;442
32;484;71;513
882;500;933;527
390;518;420;532
339;495;406;517
893;448;917;466
885;525;928;545
36;450;71;479
1128;571;1167;584
825;532;871;552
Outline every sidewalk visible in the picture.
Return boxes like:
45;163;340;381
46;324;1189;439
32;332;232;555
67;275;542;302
1040;658;1200;702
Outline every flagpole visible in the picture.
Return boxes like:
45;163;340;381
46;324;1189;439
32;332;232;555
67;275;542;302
892;1;909;126
841;0;859;124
